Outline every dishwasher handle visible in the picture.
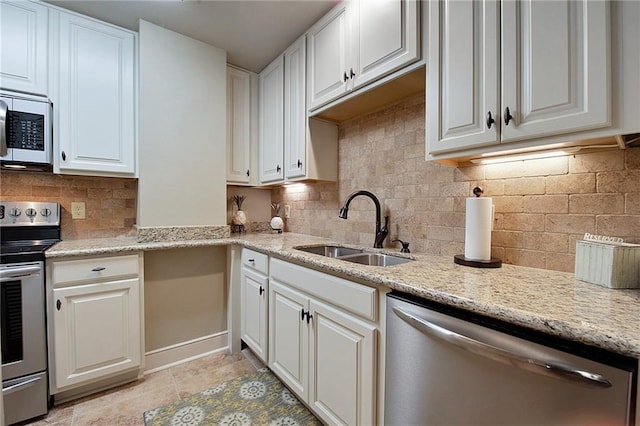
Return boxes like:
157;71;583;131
392;306;612;389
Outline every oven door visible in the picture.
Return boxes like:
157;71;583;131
1;262;47;380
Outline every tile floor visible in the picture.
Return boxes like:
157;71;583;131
26;349;265;426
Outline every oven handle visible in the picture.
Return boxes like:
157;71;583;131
392;306;612;389
0;99;7;157
0;265;42;280
2;376;42;396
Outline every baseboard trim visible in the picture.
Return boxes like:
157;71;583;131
144;331;228;374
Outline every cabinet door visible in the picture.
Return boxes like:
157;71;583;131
54;11;136;176
427;0;500;155
352;0;419;89
309;299;377;426
307;2;351;111
0;0;48;95
284;36;307;179
268;280;309;401
227;66;252;184
501;0;610;142
241;268;268;362
258;55;284;183
52;278;141;390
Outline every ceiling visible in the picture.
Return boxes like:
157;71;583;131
44;0;338;73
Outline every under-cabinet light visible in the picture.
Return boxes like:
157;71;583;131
469;149;578;165
469;144;619;165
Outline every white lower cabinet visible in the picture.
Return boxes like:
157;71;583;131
269;258;378;426
47;253;143;394
240;249;269;362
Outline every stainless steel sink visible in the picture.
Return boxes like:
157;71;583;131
338;252;414;266
295;245;364;258
294;245;414;267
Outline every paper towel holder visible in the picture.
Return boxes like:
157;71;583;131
454;254;502;268
454;186;502;268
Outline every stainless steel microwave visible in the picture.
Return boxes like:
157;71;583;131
0;91;52;172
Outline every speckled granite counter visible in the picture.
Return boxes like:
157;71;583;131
46;232;640;359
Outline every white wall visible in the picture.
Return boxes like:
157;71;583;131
138;20;227;227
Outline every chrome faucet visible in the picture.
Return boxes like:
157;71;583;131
338;190;389;248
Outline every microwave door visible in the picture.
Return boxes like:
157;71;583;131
10;98;50;164
0;97;9;158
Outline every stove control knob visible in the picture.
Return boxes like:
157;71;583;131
41;208;52;217
9;208;22;217
26;208;37;218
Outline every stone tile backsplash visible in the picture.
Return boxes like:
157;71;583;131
0;172;137;240
1;93;638;274
271;94;640;273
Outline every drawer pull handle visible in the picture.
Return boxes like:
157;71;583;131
92;266;106;272
56;300;61;311
248;259;255;263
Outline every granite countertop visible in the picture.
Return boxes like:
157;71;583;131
46;232;640;359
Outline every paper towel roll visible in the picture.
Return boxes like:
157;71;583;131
464;197;492;261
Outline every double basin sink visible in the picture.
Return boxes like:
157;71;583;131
294;245;414;267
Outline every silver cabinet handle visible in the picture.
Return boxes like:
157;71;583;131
0;99;7;157
92;266;106;272
392;306;612;388
2;376;42;395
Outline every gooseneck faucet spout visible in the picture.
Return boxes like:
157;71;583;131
338;190;389;248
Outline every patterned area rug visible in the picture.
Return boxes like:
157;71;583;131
143;368;321;426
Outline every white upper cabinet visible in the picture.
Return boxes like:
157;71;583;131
284;36;307;180
500;0;610;142
307;2;351;110
0;0;48;95
427;0;499;154
227;65;256;185
51;9;136;176
351;0;419;89
259;36;338;185
308;0;420;111
258;55;284;184
428;0;612;157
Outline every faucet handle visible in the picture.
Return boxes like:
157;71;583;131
392;239;411;253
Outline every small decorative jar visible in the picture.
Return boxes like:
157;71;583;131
270;203;283;233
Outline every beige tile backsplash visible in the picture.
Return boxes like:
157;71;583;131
272;94;640;272
1;93;638;273
0;171;137;240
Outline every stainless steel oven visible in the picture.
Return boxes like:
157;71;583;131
0;91;52;172
1;201;60;425
1;262;48;425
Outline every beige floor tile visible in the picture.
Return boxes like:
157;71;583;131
241;347;266;370
71;385;178;426
173;358;256;398
27;404;74;426
24;351;256;426
72;370;176;416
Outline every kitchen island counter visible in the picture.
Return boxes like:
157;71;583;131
47;232;640;359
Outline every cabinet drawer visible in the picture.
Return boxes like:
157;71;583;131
242;249;268;275
51;254;139;286
270;258;377;321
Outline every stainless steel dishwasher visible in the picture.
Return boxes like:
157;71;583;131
385;292;637;426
